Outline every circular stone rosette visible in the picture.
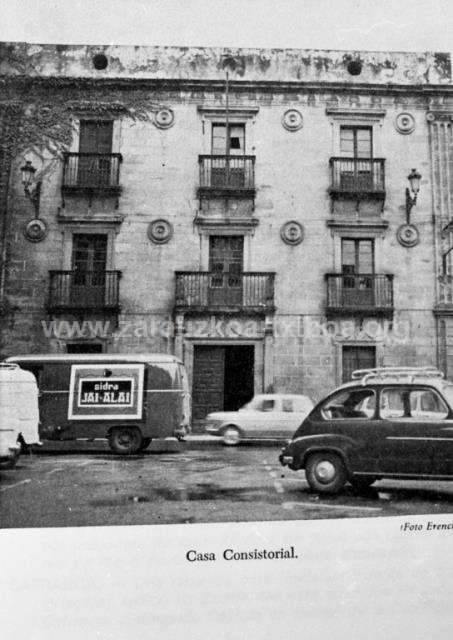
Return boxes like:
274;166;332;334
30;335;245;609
24;218;48;242
395;112;415;134
153;108;175;129
281;109;303;131
397;223;420;247
147;219;174;244
280;221;304;245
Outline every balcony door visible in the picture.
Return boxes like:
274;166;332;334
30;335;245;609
71;234;108;307
211;123;245;188
78;120;113;187
209;236;243;306
341;239;374;308
339;126;373;191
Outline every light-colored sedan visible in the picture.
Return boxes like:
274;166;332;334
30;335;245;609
204;394;314;445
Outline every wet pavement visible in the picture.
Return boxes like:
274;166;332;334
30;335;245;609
1;443;453;528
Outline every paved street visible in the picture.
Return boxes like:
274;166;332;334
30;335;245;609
1;442;453;528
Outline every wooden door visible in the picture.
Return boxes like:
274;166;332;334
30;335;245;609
192;346;225;419
209;236;243;306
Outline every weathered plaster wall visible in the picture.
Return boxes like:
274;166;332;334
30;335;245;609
0;42;451;85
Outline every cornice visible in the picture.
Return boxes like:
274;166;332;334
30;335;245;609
2;75;453;97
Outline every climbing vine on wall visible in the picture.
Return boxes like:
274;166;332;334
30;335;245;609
0;76;167;160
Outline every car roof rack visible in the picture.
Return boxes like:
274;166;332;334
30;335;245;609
351;367;444;385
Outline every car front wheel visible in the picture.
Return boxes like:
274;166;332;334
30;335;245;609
221;426;241;446
305;452;347;494
108;427;143;455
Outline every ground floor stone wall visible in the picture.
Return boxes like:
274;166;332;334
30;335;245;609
0;308;440;407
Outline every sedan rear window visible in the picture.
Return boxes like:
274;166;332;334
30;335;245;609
380;388;448;420
321;389;376;420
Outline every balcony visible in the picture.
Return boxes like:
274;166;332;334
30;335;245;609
48;270;121;314
175;272;275;314
198;155;256;198
62;153;122;206
325;273;394;317
329;157;386;199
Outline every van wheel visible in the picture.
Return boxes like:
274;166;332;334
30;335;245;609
305;452;347;494
108;428;143;455
221;426;241;446
139;438;152;452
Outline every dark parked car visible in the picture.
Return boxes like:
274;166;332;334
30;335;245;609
279;367;453;494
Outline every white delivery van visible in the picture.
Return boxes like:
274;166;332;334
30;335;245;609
0;363;40;468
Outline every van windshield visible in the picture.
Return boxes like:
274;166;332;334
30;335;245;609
147;363;184;389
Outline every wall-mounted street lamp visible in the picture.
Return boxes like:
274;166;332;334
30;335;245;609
20;160;47;242
20;160;41;216
405;168;421;224
397;168;422;248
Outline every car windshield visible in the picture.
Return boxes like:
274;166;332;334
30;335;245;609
440;384;453;410
241;397;275;412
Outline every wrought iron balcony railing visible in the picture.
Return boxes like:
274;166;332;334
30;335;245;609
175;271;275;312
198;155;255;196
329;157;385;197
62;153;122;203
48;270;121;313
325;273;394;317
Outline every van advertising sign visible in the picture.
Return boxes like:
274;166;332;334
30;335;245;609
68;364;145;420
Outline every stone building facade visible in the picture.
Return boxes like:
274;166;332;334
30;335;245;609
0;43;452;417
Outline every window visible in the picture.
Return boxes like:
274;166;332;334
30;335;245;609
208;236;244;306
282;398;294;412
78;120;113;187
321;388;376;420
339;126;374;192
212;123;245;155
208;124;247;189
380;388;449;420
245;397;275;412
340;240;375;309
66;344;103;354
70;234;108;307
342;346;376;383
340;126;372;158
261;399;275;412
72;234;108;274
79;120;113;154
342;239;374;275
